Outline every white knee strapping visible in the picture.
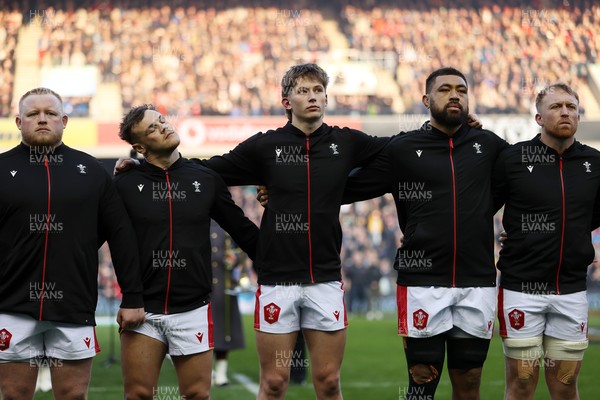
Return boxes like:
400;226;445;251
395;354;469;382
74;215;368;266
543;336;588;361
502;336;543;360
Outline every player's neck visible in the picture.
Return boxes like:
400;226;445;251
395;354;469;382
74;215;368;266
291;118;323;136
429;118;461;137
540;132;574;155
145;150;180;169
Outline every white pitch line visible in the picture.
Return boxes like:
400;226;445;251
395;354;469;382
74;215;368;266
233;373;260;396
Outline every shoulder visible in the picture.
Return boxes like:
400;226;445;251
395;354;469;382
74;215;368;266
61;146;108;173
467;127;506;143
251;126;289;140
576;141;600;159
180;158;226;183
495;139;531;162
0;144;24;158
326;125;390;146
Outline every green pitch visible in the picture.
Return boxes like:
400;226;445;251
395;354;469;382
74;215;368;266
32;314;600;399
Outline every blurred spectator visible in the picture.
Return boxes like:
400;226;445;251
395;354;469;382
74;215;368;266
0;7;21;117
0;0;593;117
339;0;599;114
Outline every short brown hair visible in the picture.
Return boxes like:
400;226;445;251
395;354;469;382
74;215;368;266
119;104;156;144
535;83;579;113
19;87;63;114
281;63;329;121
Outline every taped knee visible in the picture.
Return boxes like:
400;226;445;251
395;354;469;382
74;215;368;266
503;336;543;381
447;337;490;370
555;360;579;385
544;336;588;385
405;335;445;385
543;336;588;361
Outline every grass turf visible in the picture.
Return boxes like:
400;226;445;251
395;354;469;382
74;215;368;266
32;314;600;399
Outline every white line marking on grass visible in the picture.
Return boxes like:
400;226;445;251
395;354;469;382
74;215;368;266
233;373;259;395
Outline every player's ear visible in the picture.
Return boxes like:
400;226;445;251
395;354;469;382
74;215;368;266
535;113;543;127
422;94;430;109
132;143;145;156
281;97;291;110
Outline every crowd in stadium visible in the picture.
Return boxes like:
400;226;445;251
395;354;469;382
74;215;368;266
1;0;599;117
0;8;20;117
340;0;599;113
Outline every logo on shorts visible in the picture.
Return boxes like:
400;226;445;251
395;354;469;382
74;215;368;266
581;322;586;333
413;309;429;330
0;328;13;351
508;309;525;330
333;310;340;321
488;320;493;331
83;337;91;348
196;332;204;343
264;302;281;324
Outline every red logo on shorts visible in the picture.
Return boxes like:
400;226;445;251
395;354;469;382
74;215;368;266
413;309;429;330
0;328;12;351
508;309;525;330
264;302;281;324
83;337;91;348
196;332;204;343
581;322;586;333
488;320;493;331
333;310;340;321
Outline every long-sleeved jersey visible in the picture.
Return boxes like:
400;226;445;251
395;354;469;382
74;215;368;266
343;122;508;287
198;121;389;284
0;143;143;325
114;157;258;314
493;135;600;294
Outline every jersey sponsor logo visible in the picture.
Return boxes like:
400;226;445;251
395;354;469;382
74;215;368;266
192;180;201;192
264;302;281;324
0;328;12;351
416;150;423;157
413;309;428;330
137;184;144;192
77;164;87;174
333;310;340;321
473;142;482;154
196;331;204;343
83;337;91;348
508;309;525;330
526;165;534;173
9;170;17;177
584;161;591;173
329;143;339;155
488;320;493;331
